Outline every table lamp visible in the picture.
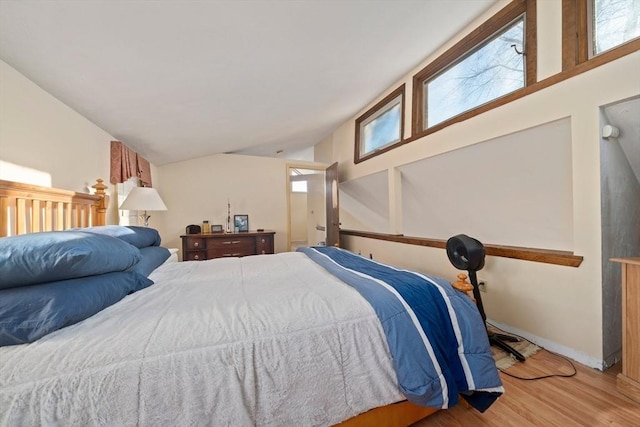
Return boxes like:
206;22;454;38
119;187;167;227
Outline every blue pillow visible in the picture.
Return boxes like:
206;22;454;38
77;225;161;248
0;271;152;346
0;231;141;289
130;246;170;278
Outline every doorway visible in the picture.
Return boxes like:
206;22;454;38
286;166;327;251
599;96;640;368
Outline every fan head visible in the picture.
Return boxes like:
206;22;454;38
446;234;485;272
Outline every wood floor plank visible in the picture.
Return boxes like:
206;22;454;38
412;350;640;426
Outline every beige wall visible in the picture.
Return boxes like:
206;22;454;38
324;1;640;367
0;60;120;222
154;154;325;257
0;60;166;226
314;135;333;164
0;61;110;191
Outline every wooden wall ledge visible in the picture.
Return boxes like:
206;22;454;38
339;229;583;267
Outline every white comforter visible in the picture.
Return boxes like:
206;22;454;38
0;252;403;426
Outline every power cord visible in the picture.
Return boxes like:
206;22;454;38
487;322;577;381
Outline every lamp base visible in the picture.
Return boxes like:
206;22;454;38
138;212;151;227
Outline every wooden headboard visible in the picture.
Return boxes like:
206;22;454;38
0;179;109;237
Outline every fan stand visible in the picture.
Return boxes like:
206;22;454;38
456;272;526;362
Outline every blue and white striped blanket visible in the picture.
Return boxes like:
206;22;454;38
298;246;503;412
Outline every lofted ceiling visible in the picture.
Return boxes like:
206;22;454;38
0;0;496;166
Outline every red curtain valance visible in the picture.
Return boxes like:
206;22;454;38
110;141;152;187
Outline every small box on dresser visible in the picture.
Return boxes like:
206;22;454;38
181;231;275;261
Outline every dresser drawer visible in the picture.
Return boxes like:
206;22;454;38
256;234;274;255
208;236;255;248
207;237;255;257
207;246;255;258
184;237;206;250
184;250;206;261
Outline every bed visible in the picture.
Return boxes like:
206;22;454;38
0;179;503;426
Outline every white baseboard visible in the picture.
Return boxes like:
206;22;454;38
487;319;605;371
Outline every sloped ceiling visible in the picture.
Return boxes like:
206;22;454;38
0;0;495;165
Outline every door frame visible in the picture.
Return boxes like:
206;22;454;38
285;163;330;252
325;162;340;247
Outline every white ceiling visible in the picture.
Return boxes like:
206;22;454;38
0;0;495;166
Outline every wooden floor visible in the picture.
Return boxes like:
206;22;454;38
412;350;640;426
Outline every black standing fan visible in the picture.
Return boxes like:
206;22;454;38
446;234;526;362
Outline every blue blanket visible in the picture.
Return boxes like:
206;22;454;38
298;246;503;412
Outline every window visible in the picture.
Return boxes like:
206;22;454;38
413;0;536;134
291;180;307;193
563;0;640;69
425;18;525;128
355;84;405;163
592;0;640;55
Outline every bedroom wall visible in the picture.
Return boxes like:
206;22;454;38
340;170;389;232
395;118;573;249
0;61;111;191
314;134;333;164
323;0;640;367
154;153;323;257
0;60;119;223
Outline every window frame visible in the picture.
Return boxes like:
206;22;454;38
422;16;527;129
354;84;405;164
351;0;639;165
562;0;640;70
412;0;536;137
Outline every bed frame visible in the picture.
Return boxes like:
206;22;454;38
0;178;438;426
337;401;437;426
0;179;108;237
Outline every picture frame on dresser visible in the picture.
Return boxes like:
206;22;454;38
234;215;249;232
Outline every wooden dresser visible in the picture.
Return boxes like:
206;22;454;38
611;257;640;404
181;231;275;261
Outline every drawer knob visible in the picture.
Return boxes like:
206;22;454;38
194;254;200;260
261;250;265;254
261;238;265;243
194;242;199;247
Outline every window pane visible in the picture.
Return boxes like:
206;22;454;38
425;18;524;128
291;180;307;193
362;101;401;155
593;0;640;55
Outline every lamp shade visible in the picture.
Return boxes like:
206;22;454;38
119;187;167;211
